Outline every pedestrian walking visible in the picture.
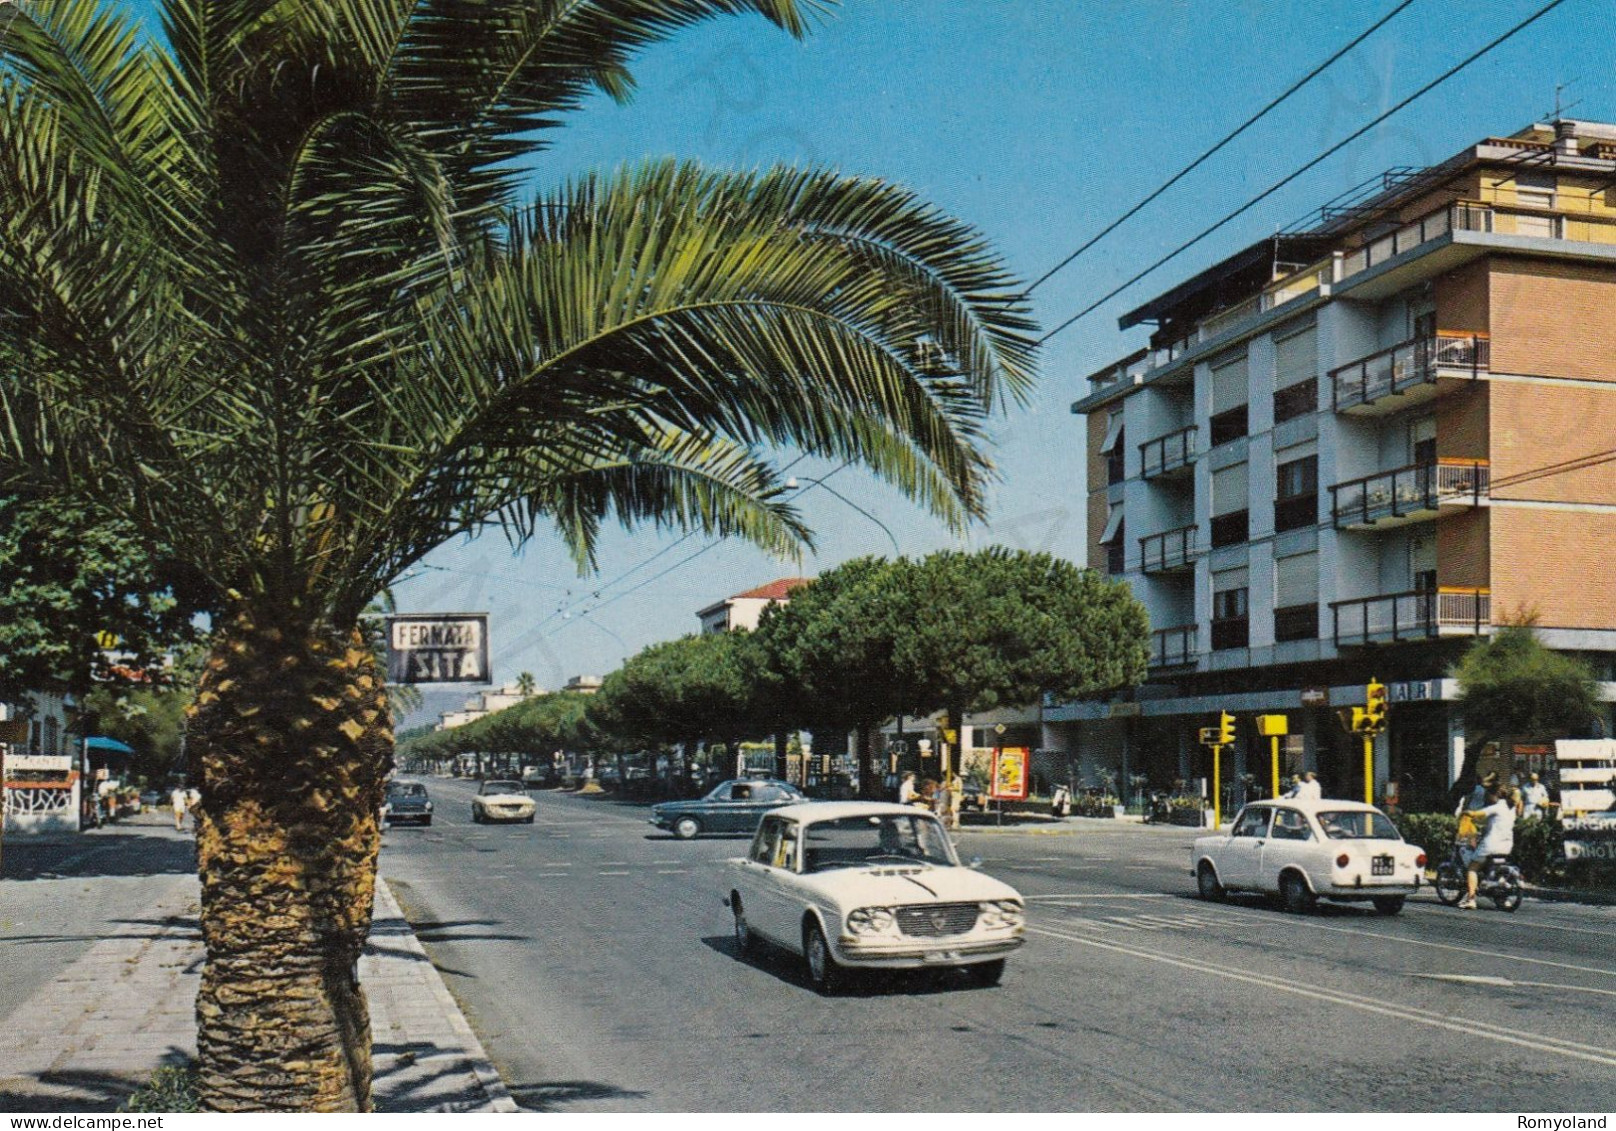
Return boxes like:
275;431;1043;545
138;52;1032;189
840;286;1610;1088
170;786;187;832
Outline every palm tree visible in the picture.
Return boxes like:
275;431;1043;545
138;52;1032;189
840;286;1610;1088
515;671;538;698
0;0;1036;1112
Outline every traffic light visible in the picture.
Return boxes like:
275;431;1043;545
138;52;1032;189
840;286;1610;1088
1217;711;1236;746
1365;679;1388;730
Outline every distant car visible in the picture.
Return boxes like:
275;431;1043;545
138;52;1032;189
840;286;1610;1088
383;780;433;826
471;780;535;824
1191;798;1426;915
650;779;806;839
139;789;164;809
959;778;989;813
725;801;1025;993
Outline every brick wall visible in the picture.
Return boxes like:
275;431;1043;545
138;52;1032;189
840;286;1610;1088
1489;507;1616;630
1490;258;1616;381
1488;381;1616;503
1086;410;1110;571
1436;258;1490;333
1437;509;1489;588
1436;382;1489;460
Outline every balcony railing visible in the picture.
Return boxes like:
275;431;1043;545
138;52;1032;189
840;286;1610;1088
1139;425;1197;479
1331;587;1491;646
1330;460;1490;528
1139;525;1197;573
1150;625;1198;667
1331;333;1489;412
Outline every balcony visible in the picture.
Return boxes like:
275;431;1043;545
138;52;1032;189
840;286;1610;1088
1139;425;1197;480
1331;333;1489;414
1330;460;1490;529
1149;625;1198;668
1139;525;1197;574
1331;587;1491;646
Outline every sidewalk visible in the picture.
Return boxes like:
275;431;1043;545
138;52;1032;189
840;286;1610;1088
0;876;515;1113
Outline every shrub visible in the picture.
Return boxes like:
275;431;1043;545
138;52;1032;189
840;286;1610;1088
1393;811;1566;884
120;1065;199;1113
1391;811;1456;862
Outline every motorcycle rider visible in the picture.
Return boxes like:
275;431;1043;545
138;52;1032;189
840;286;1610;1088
1459;784;1516;910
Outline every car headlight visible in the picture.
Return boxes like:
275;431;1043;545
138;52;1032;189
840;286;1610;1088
846;907;895;935
979;900;1024;929
424;801;433;812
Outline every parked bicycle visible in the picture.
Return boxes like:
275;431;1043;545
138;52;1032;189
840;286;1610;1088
1432;844;1523;912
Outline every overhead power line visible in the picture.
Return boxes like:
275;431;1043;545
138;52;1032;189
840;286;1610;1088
1024;0;1418;297
1038;0;1573;347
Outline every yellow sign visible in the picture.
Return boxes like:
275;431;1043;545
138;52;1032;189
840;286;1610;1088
989;747;1029;801
1256;714;1289;737
942;729;958;743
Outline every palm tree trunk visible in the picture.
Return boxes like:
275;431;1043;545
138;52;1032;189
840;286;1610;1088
187;610;392;1112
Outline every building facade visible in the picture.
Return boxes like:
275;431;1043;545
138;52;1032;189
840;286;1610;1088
1062;119;1616;811
696;578;810;634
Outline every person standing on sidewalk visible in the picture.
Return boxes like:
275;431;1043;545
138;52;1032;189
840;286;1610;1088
170;785;188;832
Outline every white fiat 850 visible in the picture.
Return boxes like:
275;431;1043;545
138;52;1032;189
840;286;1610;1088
1192;798;1426;915
724;801;1024;993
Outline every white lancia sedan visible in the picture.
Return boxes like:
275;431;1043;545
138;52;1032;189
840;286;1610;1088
1192;798;1426;915
724;801;1024;993
470;779;536;824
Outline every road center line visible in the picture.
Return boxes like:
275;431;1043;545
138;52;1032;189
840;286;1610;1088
1028;924;1616;1069
1025;893;1171;901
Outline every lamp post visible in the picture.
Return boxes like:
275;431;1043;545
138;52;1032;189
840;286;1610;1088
785;476;901;556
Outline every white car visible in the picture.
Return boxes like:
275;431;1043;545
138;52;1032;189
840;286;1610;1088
471;779;536;824
724;801;1025;993
1192;798;1426;915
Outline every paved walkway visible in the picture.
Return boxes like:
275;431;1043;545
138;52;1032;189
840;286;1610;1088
0;877;515;1113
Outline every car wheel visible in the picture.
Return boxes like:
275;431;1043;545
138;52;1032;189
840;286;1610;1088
673;816;701;840
968;959;1005;988
804;920;842;995
523;814;535;824
1196;861;1224;901
422;816;432;827
1493;874;1523;913
1371;895;1405;916
1280;872;1316;914
732;897;755;957
471;808;483;824
1432;861;1465;906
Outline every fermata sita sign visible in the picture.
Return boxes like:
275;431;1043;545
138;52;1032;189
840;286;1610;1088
385;614;490;684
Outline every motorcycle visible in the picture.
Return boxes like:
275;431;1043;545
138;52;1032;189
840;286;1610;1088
1433;845;1523;912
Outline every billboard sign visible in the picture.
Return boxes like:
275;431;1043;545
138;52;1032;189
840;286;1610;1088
385;614;490;684
989;746;1030;801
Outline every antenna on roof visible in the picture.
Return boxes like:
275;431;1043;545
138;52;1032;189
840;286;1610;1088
1545;78;1582;121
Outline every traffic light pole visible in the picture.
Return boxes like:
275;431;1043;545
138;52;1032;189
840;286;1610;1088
1363;733;1375;806
1212;743;1223;829
1271;735;1282;800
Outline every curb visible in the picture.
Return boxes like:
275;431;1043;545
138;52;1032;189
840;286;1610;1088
373;879;519;1113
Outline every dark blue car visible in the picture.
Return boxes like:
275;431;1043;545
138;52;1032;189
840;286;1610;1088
650;779;806;839
384;780;433;826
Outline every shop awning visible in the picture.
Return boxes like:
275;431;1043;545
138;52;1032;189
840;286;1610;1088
83;736;135;755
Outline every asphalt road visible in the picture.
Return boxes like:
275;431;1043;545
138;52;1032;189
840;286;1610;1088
379;779;1616;1113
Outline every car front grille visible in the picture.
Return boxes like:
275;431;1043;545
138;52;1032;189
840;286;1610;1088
895;903;981;938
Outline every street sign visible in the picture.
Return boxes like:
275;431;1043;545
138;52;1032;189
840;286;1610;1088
385;613;491;684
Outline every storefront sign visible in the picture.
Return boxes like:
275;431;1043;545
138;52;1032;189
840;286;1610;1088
1300;687;1330;707
1563;814;1616;864
989;747;1029;801
5;754;72;774
385;613;490;684
1389;680;1438;702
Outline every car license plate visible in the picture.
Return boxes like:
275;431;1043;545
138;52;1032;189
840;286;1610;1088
1372;855;1394;876
923;950;963;963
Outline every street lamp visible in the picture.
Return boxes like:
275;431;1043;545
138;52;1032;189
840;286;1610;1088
784;476;902;556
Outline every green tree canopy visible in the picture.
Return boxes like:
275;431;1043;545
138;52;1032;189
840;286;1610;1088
592;631;766;754
1452;622;1601;791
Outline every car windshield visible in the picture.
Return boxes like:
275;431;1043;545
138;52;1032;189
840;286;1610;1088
1317;810;1400;840
801;813;957;872
480;781;522;795
388;783;426;797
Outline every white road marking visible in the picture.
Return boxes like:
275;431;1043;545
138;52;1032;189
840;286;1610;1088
1025;893;1171;902
535;873;571;879
656;870;689;875
1029;924;1616;1069
598;870;630;876
1413;974;1616;999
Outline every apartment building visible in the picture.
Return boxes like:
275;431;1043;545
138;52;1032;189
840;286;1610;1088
1061;118;1616;809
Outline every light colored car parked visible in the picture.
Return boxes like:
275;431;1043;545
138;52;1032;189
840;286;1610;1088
724;801;1025;993
1191;798;1426;915
471;779;535;824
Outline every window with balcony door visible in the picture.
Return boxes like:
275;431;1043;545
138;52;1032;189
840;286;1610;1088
1211;462;1248;548
1100;505;1124;575
1212;570;1249;651
1272;324;1316;424
1274;455;1318;533
1210;353;1248;446
1100;411;1125;485
1274;551;1319;642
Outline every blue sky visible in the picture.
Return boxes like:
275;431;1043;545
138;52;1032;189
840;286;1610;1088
116;0;1610;723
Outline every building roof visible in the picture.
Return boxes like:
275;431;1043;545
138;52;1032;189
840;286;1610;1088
731;577;811;601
